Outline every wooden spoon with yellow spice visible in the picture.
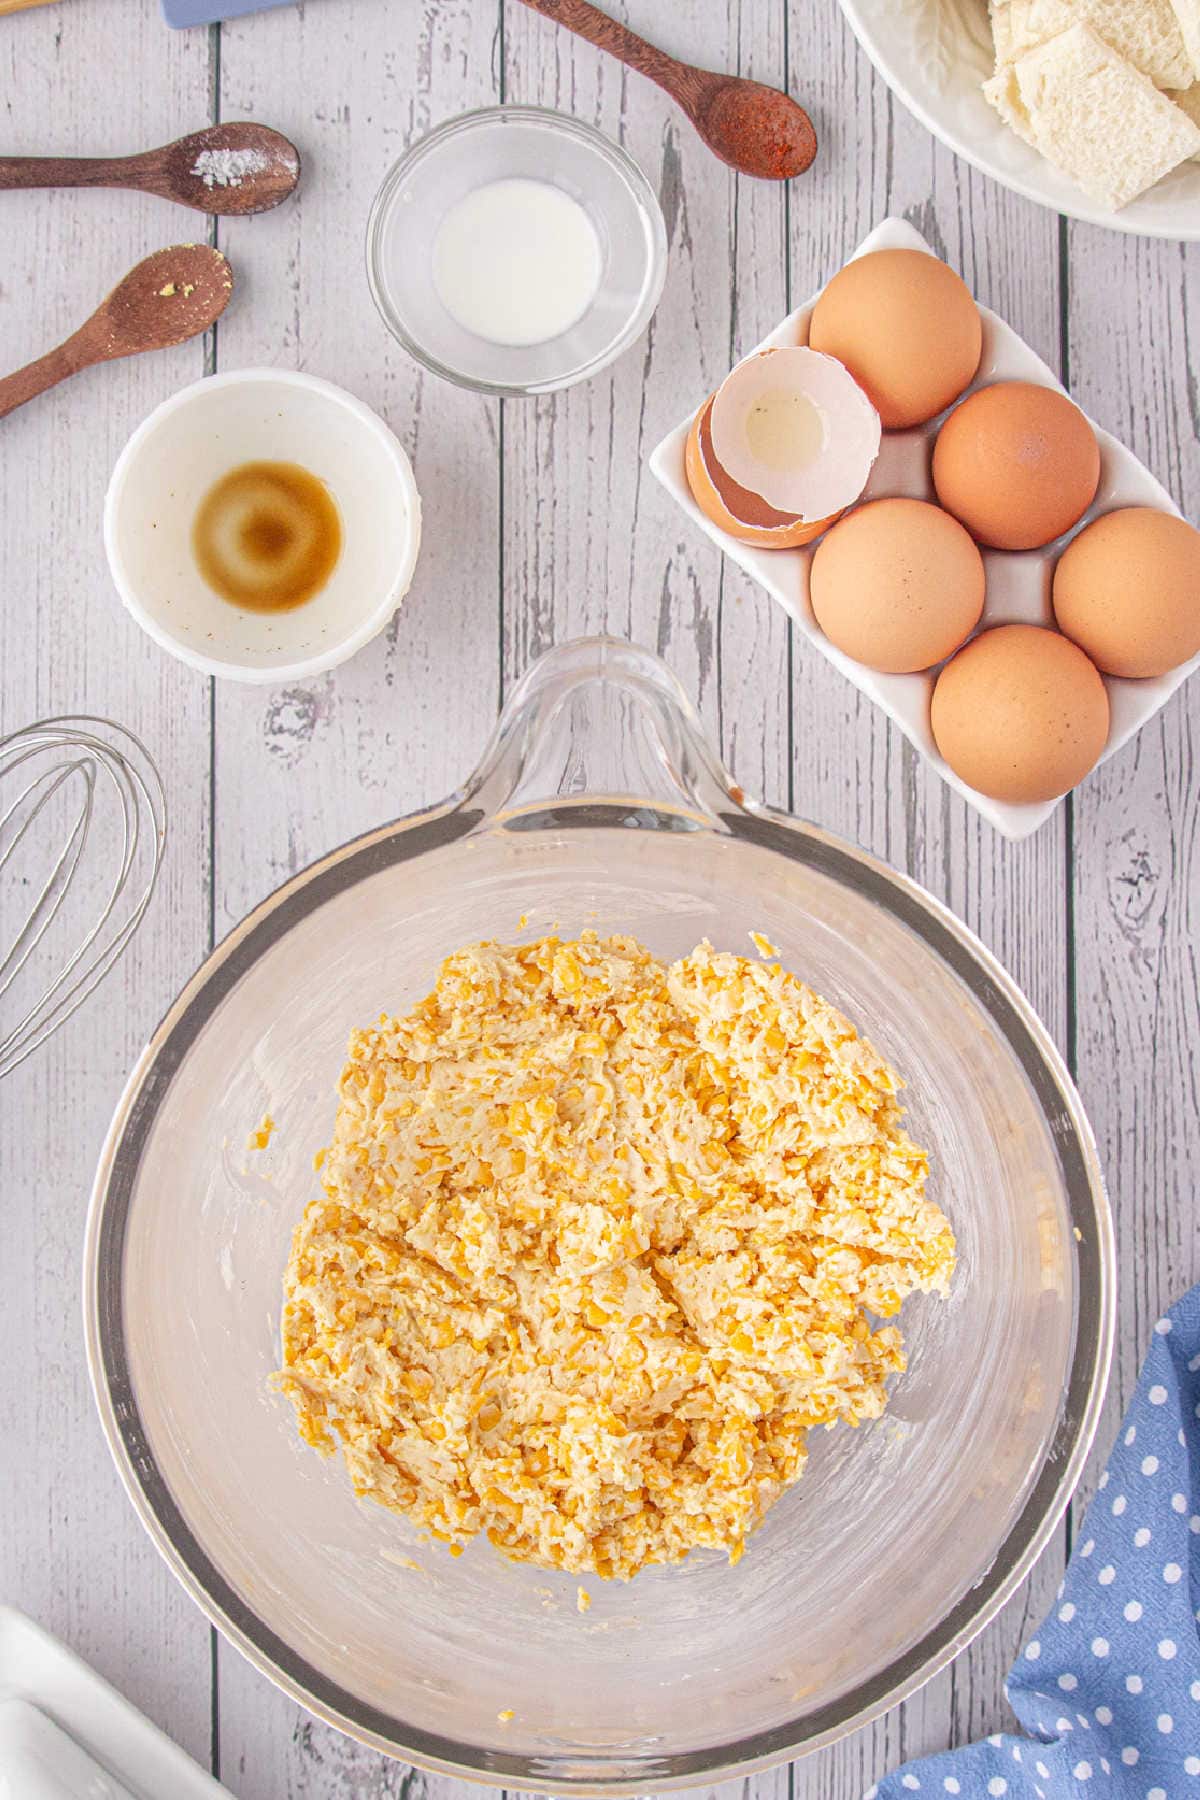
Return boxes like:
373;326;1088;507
0;245;233;421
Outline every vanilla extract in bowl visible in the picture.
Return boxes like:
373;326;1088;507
193;460;342;611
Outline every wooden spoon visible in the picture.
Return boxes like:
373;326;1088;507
516;0;816;180
0;245;233;421
0;123;300;217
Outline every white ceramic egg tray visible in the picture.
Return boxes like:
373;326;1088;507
649;216;1200;840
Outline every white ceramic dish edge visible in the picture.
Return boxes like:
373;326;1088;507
104;368;422;686
0;1606;229;1799
648;216;1200;840
834;0;1200;240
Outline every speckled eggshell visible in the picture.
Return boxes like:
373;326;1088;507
931;624;1109;803
933;382;1100;551
808;248;982;431
1052;506;1200;678
809;497;985;674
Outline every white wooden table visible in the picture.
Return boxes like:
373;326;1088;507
2;3;1198;1796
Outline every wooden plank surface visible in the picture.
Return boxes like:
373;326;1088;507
0;0;218;1771
772;10;1072;1791
0;0;1197;1798
209;1;500;1792
1065;226;1200;1520
0;0;216;1772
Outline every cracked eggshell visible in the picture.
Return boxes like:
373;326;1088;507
684;347;881;551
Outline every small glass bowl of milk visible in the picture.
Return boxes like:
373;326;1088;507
367;106;668;397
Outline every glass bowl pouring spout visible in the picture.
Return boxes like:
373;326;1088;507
464;637;740;831
84;634;1113;1793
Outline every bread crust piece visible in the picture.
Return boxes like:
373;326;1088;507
984;22;1200;208
1169;78;1200;155
1169;0;1200;81
989;0;1015;69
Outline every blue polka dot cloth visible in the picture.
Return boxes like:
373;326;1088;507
867;1284;1200;1798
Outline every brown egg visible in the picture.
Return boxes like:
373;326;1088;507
931;624;1109;804
808;249;982;430
932;382;1100;550
809;497;985;674
1053;506;1200;678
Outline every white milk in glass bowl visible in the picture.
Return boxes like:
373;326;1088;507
431;177;603;348
367;106;668;397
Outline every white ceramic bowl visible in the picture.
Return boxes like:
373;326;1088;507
649;217;1200;840
105;370;422;684
836;0;1200;238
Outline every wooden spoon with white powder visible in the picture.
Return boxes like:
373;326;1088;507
0;121;300;216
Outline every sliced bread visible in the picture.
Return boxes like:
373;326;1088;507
1169;0;1200;77
995;0;1194;90
983;22;1200;207
990;1;1016;69
1168;77;1200;151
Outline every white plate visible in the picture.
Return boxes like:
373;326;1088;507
0;1608;228;1800
648;217;1200;839
835;0;1200;239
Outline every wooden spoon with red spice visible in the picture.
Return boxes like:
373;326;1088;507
516;0;816;180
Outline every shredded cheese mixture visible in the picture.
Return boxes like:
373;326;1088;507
275;932;955;1579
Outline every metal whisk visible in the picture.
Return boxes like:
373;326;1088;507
0;716;166;1080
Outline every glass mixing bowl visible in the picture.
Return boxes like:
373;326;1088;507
84;639;1114;1792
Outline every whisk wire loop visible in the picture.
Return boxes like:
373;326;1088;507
0;715;166;1079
